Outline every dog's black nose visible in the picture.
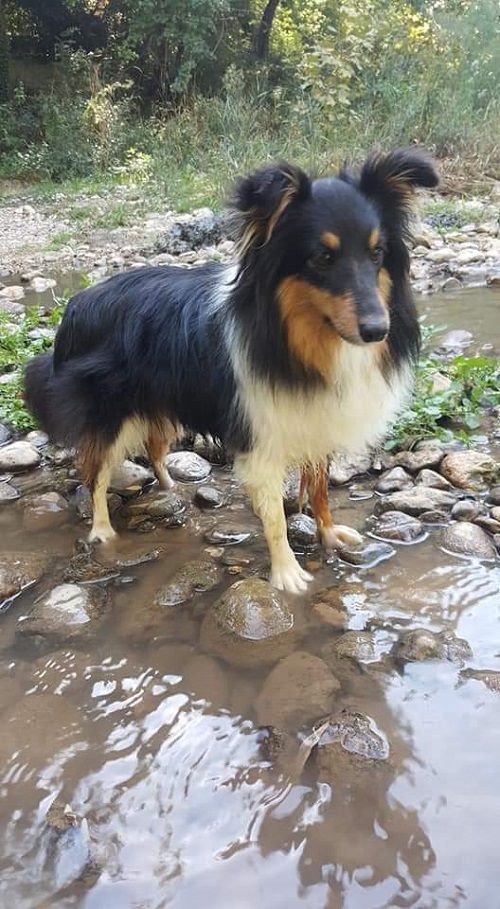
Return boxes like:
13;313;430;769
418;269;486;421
359;320;388;343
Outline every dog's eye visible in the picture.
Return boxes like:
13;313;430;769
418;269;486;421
309;249;336;271
371;246;384;267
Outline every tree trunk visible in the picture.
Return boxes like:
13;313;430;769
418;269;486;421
252;0;281;61
0;0;9;102
17;0;108;55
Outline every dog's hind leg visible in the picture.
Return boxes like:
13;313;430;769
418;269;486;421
78;436;117;543
302;462;362;549
146;419;177;489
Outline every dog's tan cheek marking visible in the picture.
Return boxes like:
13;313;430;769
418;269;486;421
377;267;392;314
278;277;344;380
321;231;341;251
369;227;380;251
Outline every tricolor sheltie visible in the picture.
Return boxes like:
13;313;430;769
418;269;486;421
25;148;438;593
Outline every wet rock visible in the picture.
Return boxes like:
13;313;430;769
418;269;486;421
474;515;500;535
451;499;483;521
255;651;339;728
491;506;500;522
0;441;41;472
0;551;51;601
392;447;444;472
349;482;373;501
23;491;69;532
371;510;425;543
153;559;222;607
204;524;253;546
0;423;11;445
441;276;463;291
328;453;371;485
45;797;97;891
420;509;450;524
18;583;107;640
437;329;474;352
258;726;297;767
441;522;496;561
489;486;500;506
283;471;301;515
0;284;24;300
123;489;186;523
322;630;379;665
440;451;499;491
287;513;318;548
166;450;211;482
395;627;472;665
313;710;390;780
375;467;413;494
337;538;395;567
109;459;153;494
312;601;347;628
26;429;49;448
0;298;24;315
182;654;228;706
375;487;456;517
416;468;452;489
460;668;500;693
194;485;226;508
30;276;57;293
0;481;20;503
200;579;297;668
46;797;80;834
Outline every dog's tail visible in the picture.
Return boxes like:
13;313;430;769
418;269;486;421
24;352;57;437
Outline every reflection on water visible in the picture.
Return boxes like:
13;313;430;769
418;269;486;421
0;288;499;908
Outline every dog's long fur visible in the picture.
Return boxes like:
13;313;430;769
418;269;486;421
25;148;438;592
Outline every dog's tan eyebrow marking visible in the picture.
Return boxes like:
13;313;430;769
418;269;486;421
321;231;341;251
369;228;380;250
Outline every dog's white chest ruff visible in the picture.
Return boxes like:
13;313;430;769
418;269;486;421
239;342;411;468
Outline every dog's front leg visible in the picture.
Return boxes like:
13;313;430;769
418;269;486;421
236;456;312;594
301;462;362;549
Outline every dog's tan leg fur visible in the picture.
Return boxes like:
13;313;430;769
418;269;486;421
146;419;177;489
301;462;362;549
78;437;116;543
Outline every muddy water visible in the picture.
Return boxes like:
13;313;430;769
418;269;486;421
0;287;500;909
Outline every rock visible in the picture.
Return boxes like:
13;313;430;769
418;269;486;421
375;487;456;517
328;453;371;485
371;510;425;543
420;509;450;524
204;524;252;545
441;276;463;291
441;522;496;560
0;284;25;300
451;499;483;521
63;540;121;584
395;628;472;666
0;298;24;315
393;447;444;472
18;583;107;640
474;515;500;535
455;248;484;265
26;429;49;448
431;371;453;393
416;468;452;489
123;489;186;522
488;486;500;506
0;441;41;472
194;485;226;508
349;482;373;501
287;513;318;548
283;471;301;515
375;466;413;494
155;208;220;255
166;450;211;482
0;481;20;503
153;559;222;607
313;710;390;781
427;247;454;263
460;668;500;693
312;602;347;628
322;630;379;665
487;273;500;288
23;491;69;532
336;538;394;567
0;423;11;444
182;654;228;706
200;579;297;668
440;451;499;491
491;506;500;522
30;276;57;293
255;651;339;728
0;551;51;601
109;459;153;493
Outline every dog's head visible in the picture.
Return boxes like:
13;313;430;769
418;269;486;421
232;149;438;374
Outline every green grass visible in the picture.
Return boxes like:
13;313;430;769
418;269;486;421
47;230;74;251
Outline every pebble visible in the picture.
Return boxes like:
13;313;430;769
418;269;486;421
395;627;472;666
200;578;297;668
287;513;318;548
0;481;20;503
441;522;497;561
109;459;153;493
123;489;186;522
375;487;457;516
194;485;226;508
0;423;12;445
255;651;340;729
440;451;499;491
30;276;57;293
371;510;425;543
204;524;253;545
375;466;413;494
336;538;394;567
18;583;107;640
23;491;69;532
153;559;222;607
392;447;444;472
328;453;371;485
0;441;41;472
314;710;390;781
0;551;51;601
166;450;211;482
416;468;452;489
451;499;483;521
322;630;379;665
460;668;500;693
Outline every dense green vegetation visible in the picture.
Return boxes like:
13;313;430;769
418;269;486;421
0;1;499;205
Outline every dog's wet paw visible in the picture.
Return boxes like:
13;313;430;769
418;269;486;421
321;524;363;550
271;558;312;595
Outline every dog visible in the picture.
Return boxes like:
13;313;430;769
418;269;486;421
25;147;438;593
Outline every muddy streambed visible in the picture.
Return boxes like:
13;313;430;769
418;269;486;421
0;286;500;908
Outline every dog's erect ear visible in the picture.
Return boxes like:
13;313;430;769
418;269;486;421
359;147;439;235
231;162;311;253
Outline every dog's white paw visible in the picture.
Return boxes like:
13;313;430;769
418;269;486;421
88;525;117;544
321;524;363;550
270;557;312;594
